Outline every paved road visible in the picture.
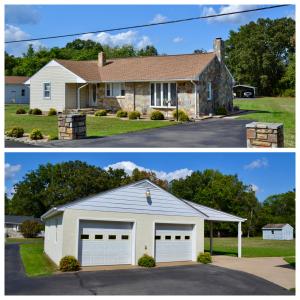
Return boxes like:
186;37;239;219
5;244;292;295
5;119;250;148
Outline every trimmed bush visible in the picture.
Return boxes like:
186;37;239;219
128;111;141;120
20;220;44;238
32;108;42;115
172;109;189;122
48;108;57;116
59;256;80;272
94;109;107;116
197;252;212;264
233;105;240;112
116;110;128;118
150;110;164;120
138;254;156;268
16;107;26;114
28;109;33;114
6;127;24;138
215;106;228;115
30;128;43;140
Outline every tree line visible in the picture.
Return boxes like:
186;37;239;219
5;161;295;237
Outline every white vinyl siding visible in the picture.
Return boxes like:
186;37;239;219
207;82;212;101
43;82;51;99
150;82;177;108
262;225;294;240
105;83;125;97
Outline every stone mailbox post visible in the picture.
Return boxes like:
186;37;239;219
58;114;86;140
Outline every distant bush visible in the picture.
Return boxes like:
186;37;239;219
116;110;128;118
95;109;107;116
197;252;212;264
6;127;24;138
281;88;295;97
16;107;26;114
233;105;240;112
150;110;164;120
59;256;80;272
128;111;141;120
138;254;156;267
20;220;44;238
215;106;228;115
30;128;43;140
172;109;189;122
32;108;42;115
48;108;57;116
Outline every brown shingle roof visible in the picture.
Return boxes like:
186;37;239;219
56;52;216;82
262;224;289;229
5;76;29;84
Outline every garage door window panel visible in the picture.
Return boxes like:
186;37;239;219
95;235;103;240
81;234;89;239
109;235;117;240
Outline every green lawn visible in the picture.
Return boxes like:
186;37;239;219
234;97;295;147
284;256;295;268
5;104;175;139
5;237;44;244
204;237;295;257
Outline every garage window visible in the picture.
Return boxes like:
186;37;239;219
185;236;190;240
165;235;171;240
155;235;161;240
121;235;129;240
175;236;181;240
95;235;103;239
109;235;117;240
81;234;89;239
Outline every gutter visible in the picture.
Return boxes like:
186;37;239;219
77;83;89;110
190;80;198;118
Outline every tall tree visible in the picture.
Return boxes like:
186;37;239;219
130;168;168;189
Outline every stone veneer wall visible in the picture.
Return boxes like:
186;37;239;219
246;122;284;148
58;114;86;140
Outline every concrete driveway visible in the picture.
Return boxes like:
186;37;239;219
5;244;292;295
5;119;250;148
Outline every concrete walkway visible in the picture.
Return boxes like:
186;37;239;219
212;256;295;290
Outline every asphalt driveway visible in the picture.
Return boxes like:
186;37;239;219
5;244;292;295
5;118;250;148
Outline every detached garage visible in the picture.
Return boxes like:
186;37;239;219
41;180;245;266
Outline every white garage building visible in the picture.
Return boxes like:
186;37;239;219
41;180;246;266
262;224;294;240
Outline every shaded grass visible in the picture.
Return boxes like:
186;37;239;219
5;104;175;138
5;237;44;244
234;97;295;147
204;237;295;257
284;256;295;268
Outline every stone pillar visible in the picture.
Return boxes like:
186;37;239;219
58;114;86;140
246;122;284;148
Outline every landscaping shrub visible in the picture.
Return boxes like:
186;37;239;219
281;88;295;97
30;128;43;140
138;254;156;268
16;107;26;114
233;105;240;112
215;106;228;115
197;252;212;264
32;108;42;115
172;109;189;122
128;111;141;120
20;220;44;238
150;110;164;120
48;108;57;116
28;109;33;114
116;110;128;118
6;127;24;138
59;256;80;272
94;109;107;116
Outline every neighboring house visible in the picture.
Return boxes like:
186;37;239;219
5;76;30;104
41;179;245;266
26;38;234;117
5;215;42;238
262;224;294;240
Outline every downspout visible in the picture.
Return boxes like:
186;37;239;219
77;83;88;110
191;80;198;119
133;83;136;111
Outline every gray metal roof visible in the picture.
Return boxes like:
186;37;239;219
5;215;41;224
262;223;292;229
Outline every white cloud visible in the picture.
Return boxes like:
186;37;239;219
5;163;21;179
173;36;183;43
249;184;259;193
105;161;193;182
151;14;168;24
5;5;40;25
244;158;268;170
202;5;259;23
81;30;151;49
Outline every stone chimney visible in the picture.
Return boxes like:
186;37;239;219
98;52;106;67
213;38;225;63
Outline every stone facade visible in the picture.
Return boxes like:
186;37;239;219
58;114;86;140
246;122;284;148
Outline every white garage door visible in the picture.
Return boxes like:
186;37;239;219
79;220;133;266
155;223;193;263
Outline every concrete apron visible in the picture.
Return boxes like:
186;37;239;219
211;256;295;290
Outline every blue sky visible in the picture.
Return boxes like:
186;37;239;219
5;4;295;56
5;152;295;202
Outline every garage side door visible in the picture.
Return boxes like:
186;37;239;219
79;220;133;266
155;223;193;263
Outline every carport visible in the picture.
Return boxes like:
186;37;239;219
184;201;246;258
233;85;256;98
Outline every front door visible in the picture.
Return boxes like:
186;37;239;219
89;84;98;107
10;91;16;103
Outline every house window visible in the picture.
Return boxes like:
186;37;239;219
43;82;51;99
207;82;212;101
150;82;177;107
21;89;25;97
105;83;125;97
271;230;274;234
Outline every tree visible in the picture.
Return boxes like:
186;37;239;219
225;17;295;96
137;45;158;56
130;168;168;189
20;220;44;238
194;49;207;54
5;193;11;215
